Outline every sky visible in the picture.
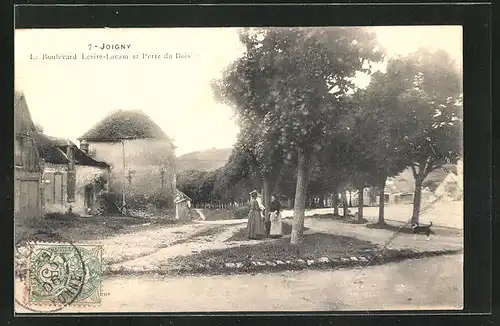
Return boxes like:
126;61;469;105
15;26;462;156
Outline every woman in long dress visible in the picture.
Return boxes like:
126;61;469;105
246;191;266;239
269;195;283;238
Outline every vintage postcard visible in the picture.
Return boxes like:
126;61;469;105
14;26;463;313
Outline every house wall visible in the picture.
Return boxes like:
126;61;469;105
14;168;42;221
86;139;176;208
395;194;413;205
73;165;109;215
393;190;437;205
42;163;70;214
42;163;109;215
14;130;43;222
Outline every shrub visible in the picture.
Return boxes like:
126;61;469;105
101;191;123;214
149;192;172;209
233;205;250;219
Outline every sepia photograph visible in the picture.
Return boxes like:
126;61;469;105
14;26;463;313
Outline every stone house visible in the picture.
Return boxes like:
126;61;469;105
36;132;110;216
14;91;43;223
78;110;177;210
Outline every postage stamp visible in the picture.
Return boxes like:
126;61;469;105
24;242;103;308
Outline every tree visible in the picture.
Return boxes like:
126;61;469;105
214;27;383;244
176;170;213;206
356;71;414;224
389;50;462;224
213;142;262;205
359;49;462;225
212;29;287;216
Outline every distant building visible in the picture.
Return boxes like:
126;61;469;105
435;159;463;201
36;133;110;216
351;187;379;207
384;164;461;205
78;110;177;210
14;91;43;222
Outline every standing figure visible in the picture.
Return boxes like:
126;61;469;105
269;195;283;238
246;190;266;239
264;206;271;237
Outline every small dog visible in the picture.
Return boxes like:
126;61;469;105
411;221;433;237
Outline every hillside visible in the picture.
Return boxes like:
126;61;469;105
176;148;233;172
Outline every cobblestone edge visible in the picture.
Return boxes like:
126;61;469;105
104;247;463;277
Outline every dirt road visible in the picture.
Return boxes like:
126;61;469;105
16;253;462;313
281;201;463;229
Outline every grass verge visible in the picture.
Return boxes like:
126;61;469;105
309;213;369;224
15;213;192;244
103;246;462;277
168;231;377;268
225;222;309;242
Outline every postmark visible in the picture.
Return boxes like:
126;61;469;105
15;231;103;313
26;242;103;307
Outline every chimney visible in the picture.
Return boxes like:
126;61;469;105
80;140;89;154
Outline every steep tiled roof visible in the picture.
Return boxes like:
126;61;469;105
78;109;172;142
36;133;109;168
14;91;37;137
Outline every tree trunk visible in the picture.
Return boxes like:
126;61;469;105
378;177;387;225
332;192;339;216
291;149;309;245
357;186;364;220
341;190;348;217
370;187;377;206
411;177;423;225
263;175;270;222
333;191;339;215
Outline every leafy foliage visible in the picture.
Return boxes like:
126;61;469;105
213;27;385;244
